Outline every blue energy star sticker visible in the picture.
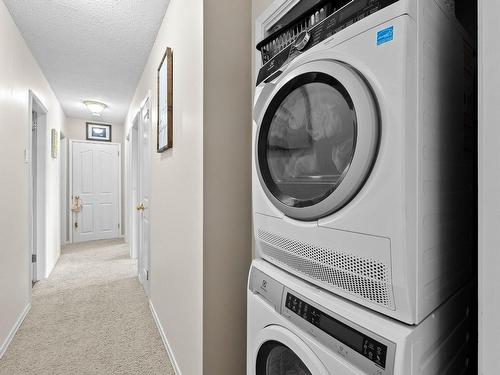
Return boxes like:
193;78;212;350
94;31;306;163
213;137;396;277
377;26;394;45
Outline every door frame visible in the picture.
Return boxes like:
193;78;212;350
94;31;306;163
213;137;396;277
68;139;122;243
28;90;48;284
135;92;152;295
60;133;68;245
129;114;140;259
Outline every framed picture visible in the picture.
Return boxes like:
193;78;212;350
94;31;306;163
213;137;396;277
157;47;173;152
86;122;112;142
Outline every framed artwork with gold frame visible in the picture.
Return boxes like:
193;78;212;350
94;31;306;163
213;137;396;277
157;47;173;152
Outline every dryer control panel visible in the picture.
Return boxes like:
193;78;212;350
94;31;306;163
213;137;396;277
256;0;399;86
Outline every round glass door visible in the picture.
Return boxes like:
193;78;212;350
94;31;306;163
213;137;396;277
256;341;312;375
256;65;379;221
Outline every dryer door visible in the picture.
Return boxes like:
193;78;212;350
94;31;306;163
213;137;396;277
255;60;379;221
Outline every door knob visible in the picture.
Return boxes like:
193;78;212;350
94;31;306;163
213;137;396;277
136;203;145;211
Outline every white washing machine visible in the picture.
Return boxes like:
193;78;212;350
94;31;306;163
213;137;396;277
247;259;473;375
253;0;474;324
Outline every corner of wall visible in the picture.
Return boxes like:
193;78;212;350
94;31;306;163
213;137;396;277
202;0;253;374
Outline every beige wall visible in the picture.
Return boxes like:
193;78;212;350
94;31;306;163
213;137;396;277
202;0;252;373
123;0;204;373
124;0;253;373
64;117;125;236
254;0;274;15
0;0;66;356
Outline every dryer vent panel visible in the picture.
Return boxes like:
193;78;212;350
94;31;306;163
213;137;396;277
257;228;395;310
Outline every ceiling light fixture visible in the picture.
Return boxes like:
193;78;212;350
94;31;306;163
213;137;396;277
83;100;108;117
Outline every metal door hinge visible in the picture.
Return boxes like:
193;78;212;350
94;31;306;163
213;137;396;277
146;270;150;281
32;254;37;263
118;223;120;229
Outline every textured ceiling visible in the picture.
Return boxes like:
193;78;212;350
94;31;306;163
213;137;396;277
4;0;170;124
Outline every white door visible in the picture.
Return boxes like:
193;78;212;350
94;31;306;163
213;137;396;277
71;141;121;242
138;99;151;295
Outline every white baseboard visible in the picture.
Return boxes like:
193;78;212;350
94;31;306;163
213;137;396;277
0;303;31;359
149;300;182;375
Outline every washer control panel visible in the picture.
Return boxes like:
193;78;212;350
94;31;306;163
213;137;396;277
282;288;396;375
249;266;396;375
286;293;388;369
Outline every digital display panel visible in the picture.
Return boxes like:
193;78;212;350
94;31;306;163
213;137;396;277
319;314;364;352
285;293;387;368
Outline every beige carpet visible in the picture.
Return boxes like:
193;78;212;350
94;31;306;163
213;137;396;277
0;239;175;375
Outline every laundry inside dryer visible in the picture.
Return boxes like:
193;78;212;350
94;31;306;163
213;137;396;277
264;77;356;207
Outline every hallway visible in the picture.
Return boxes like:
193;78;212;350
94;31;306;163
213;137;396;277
0;240;174;375
0;0;252;372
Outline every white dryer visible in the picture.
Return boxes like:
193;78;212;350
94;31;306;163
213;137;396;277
253;0;474;324
247;259;473;375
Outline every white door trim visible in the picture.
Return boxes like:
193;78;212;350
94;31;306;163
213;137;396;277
138;91;151;295
129;114;140;259
60;135;68;245
28;90;48;286
70;139;122;146
69;139;122;243
68;139;73;244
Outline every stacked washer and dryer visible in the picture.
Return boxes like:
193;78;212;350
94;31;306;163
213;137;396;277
248;0;475;374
